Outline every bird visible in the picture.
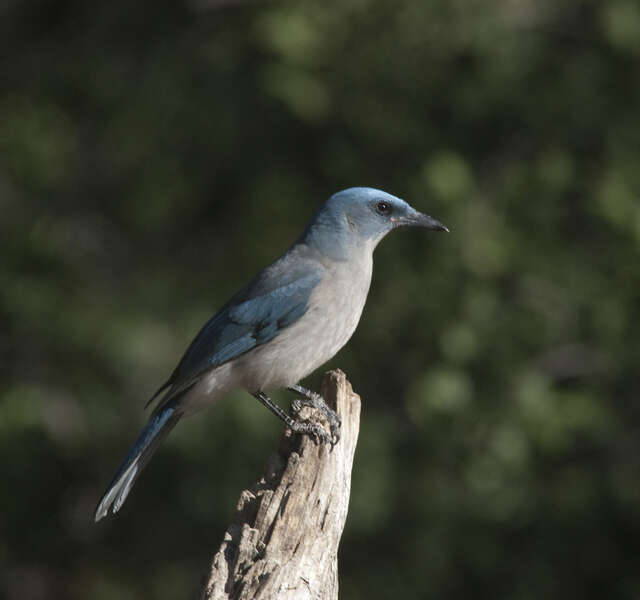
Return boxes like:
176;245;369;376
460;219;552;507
94;187;448;521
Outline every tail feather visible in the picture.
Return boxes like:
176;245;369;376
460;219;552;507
94;404;181;521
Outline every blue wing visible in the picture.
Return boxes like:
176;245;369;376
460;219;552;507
148;256;324;405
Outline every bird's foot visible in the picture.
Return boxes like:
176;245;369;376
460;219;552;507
253;389;333;446
288;384;341;447
287;416;332;445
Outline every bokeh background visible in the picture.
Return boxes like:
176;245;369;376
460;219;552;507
2;0;640;598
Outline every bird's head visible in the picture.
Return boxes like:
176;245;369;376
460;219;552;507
303;187;448;259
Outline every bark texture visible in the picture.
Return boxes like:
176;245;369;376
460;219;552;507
200;369;361;600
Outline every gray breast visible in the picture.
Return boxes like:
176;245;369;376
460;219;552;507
235;251;374;392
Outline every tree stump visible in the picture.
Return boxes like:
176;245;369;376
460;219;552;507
200;369;361;600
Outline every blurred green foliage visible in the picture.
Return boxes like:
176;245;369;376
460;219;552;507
1;0;640;598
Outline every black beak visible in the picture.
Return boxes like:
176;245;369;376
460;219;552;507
394;209;449;232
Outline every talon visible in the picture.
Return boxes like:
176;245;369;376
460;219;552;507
286;385;341;445
312;424;331;445
329;424;341;448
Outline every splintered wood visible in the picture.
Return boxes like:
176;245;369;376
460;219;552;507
200;370;361;600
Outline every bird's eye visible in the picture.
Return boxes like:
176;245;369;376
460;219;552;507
376;201;392;216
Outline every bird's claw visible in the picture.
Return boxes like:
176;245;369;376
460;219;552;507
289;399;340;447
291;398;303;415
288;418;331;445
310;422;332;445
319;408;341;448
288;387;341;447
328;422;341;448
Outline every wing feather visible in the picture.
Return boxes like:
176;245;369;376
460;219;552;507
148;258;323;407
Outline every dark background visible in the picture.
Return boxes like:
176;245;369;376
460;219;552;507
2;0;640;598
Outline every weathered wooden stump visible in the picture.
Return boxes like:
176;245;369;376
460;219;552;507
200;369;361;600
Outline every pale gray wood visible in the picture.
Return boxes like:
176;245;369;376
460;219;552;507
200;369;361;600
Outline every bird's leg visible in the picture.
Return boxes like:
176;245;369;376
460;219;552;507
287;384;341;446
252;391;331;445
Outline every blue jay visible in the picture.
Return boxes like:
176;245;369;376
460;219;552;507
95;187;447;521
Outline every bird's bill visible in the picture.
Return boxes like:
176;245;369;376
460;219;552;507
393;209;449;232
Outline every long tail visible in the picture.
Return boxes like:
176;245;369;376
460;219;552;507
94;403;182;521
